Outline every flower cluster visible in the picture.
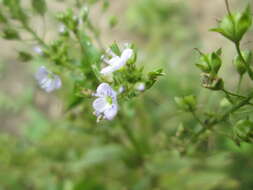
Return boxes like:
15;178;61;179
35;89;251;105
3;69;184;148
35;66;62;93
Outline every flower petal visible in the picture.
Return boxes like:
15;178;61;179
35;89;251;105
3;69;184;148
35;66;48;81
104;104;118;120
93;97;109;113
108;56;121;65
121;48;133;62
95;83;114;97
53;75;62;89
100;65;114;75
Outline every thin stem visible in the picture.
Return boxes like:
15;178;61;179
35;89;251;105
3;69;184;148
235;42;253;80
222;89;235;104
237;75;243;93
22;21;47;47
191;110;205;128
87;20;105;50
222;89;247;99
225;0;232;16
192;93;253;140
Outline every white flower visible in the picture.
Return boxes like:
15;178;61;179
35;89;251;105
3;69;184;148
93;83;118;121
136;82;145;91
35;66;62;93
100;47;133;75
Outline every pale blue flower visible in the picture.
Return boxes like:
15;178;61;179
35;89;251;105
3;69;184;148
100;47;133;75
93;83;118;121
34;46;43;55
35;66;62;93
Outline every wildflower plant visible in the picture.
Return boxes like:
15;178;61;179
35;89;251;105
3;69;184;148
0;0;163;122
175;0;253;148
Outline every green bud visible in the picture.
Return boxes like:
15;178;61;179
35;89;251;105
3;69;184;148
233;50;252;76
175;95;197;112
200;73;224;90
234;119;253;143
146;68;164;89
109;16;118;28
211;5;252;43
102;0;110;11
79;6;89;23
195;49;222;75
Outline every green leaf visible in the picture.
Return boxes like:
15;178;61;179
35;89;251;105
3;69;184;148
18;51;33;62
2;27;20;40
31;0;47;15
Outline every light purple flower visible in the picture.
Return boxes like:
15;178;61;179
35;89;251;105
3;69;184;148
100;47;133;75
34;46;43;55
93;83;118;121
35;66;62;93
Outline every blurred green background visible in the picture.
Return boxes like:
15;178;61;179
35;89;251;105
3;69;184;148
1;0;253;189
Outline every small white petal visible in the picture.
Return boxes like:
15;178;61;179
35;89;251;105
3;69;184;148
41;78;54;92
95;83;114;97
53;75;62;89
93;97;109;113
100;65;114;75
104;104;118;120
108;56;121;65
121;48;133;62
35;66;48;81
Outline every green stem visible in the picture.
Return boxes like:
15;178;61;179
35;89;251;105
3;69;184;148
222;89;246;99
191;110;205;128
235;42;253;80
237;75;243;93
22;21;46;46
192;93;253;140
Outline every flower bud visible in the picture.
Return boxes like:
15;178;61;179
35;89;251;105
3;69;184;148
211;5;252;43
79;6;89;23
200;73;224;91
174;95;197;112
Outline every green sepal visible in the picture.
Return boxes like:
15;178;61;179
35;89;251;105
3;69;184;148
175;95;197;112
210;4;252;43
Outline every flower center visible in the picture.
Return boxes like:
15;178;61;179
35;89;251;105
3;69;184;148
106;96;113;105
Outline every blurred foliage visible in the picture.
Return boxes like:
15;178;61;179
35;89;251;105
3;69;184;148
1;0;253;190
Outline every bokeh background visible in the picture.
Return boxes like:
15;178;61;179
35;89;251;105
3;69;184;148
1;0;253;189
